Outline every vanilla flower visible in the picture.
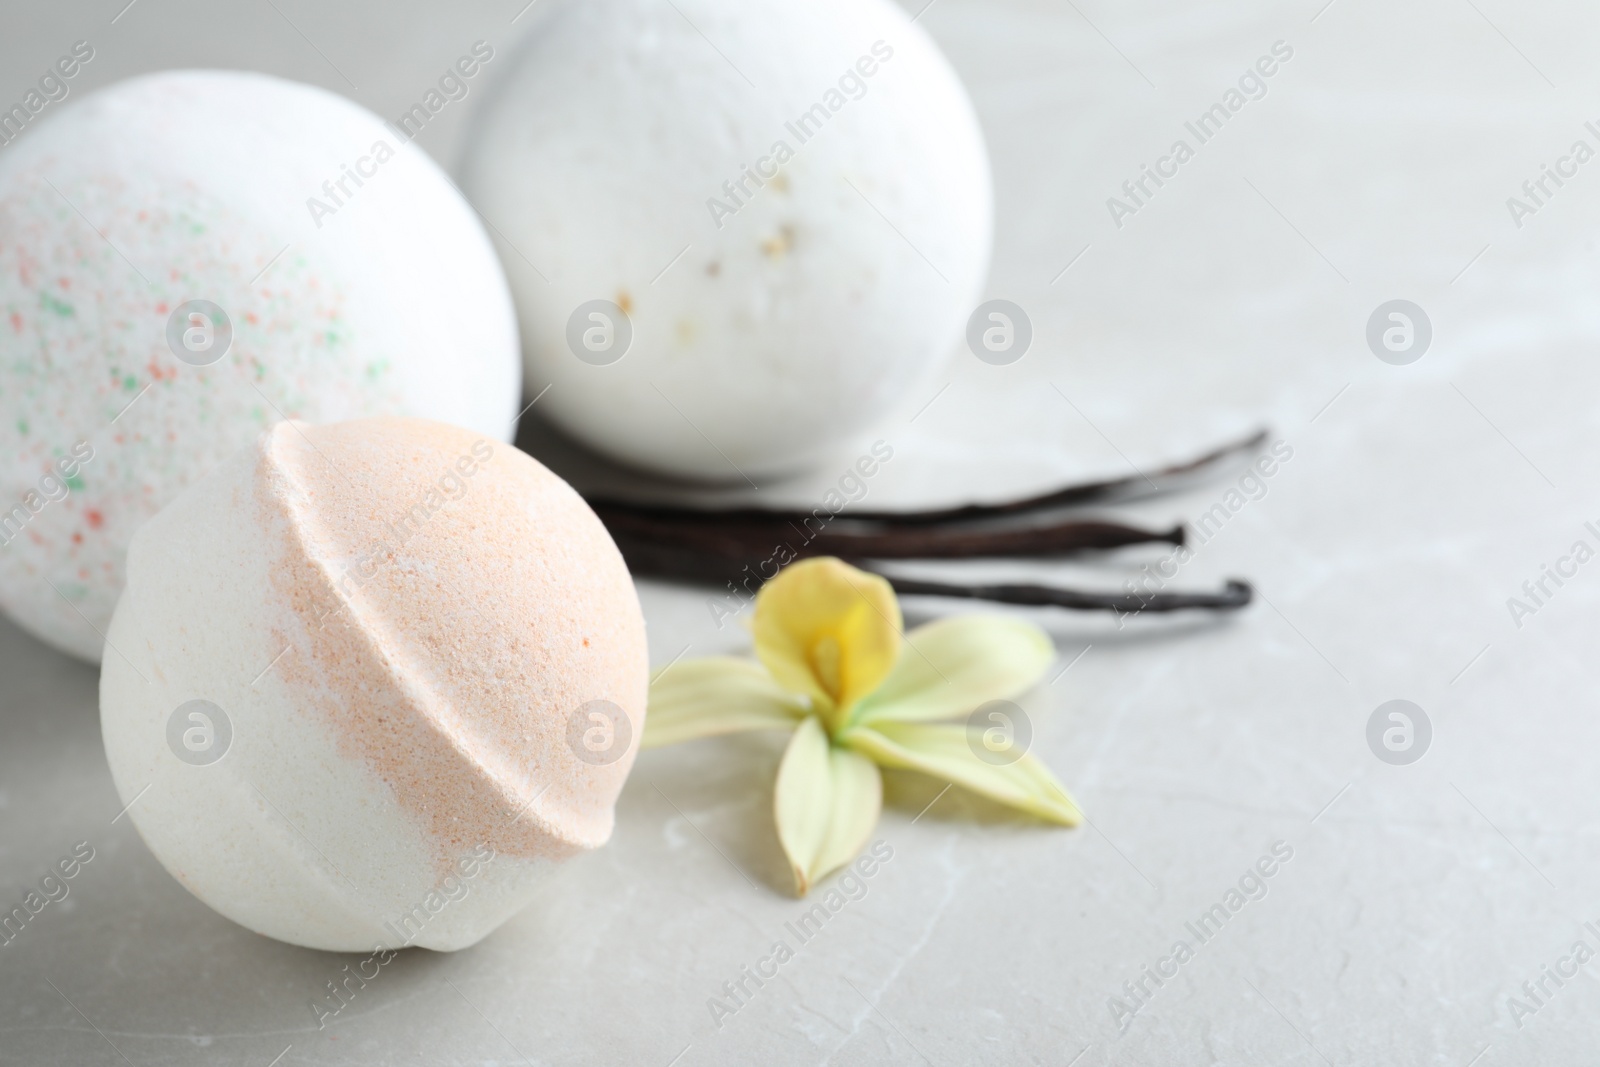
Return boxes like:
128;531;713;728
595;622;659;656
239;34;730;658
645;557;1080;895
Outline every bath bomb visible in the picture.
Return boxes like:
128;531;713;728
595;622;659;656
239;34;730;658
0;71;520;662
99;417;647;952
461;0;991;480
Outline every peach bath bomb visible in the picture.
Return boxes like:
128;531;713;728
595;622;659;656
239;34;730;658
0;71;520;662
99;417;646;952
461;0;991;480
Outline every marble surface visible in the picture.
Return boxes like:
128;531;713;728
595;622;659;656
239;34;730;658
3;0;1599;1063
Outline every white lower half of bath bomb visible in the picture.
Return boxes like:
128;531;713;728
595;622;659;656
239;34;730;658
461;0;991;481
0;71;521;661
100;418;646;952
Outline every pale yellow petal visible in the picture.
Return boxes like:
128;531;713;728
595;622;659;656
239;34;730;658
813;747;882;885
774;715;884;895
643;657;808;749
754;557;902;729
853;615;1056;726
842;721;1080;826
775;717;831;893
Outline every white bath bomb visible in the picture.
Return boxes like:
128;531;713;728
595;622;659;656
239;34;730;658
0;71;520;662
461;0;991;480
100;417;647;952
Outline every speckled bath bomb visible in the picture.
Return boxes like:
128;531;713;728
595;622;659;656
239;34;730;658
100;417;647;952
0;71;520;661
461;0;991;480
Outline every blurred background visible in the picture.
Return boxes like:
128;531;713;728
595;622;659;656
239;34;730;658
3;0;1599;1063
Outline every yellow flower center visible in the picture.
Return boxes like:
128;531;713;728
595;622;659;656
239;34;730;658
807;634;843;707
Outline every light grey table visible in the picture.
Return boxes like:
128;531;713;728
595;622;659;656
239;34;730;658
3;0;1597;1063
